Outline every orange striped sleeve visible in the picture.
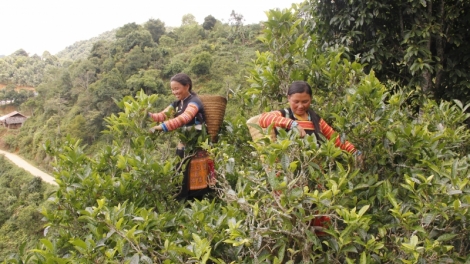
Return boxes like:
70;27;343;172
319;119;356;153
259;111;294;129
162;103;199;131
149;105;173;122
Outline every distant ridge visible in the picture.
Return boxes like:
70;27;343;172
55;29;117;61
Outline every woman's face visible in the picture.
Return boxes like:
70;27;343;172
170;81;190;100
288;92;312;117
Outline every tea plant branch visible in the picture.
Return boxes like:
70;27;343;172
103;221;145;257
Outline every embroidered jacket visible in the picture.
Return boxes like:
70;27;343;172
259;109;357;153
149;94;205;132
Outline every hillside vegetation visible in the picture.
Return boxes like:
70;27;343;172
0;156;56;260
1;13;265;167
2;1;470;263
55;29;117;61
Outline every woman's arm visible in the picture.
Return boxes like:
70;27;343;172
149;105;173;122
161;102;200;131
319;119;356;153
259;110;358;153
259;111;296;129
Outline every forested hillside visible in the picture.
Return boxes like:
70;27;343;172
2;1;470;263
1;12;265;167
0;50;59;88
55;29;117;61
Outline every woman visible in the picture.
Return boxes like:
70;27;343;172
148;73;213;201
259;80;361;235
149;73;205;135
259;81;361;155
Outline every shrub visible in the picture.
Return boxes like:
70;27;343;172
162;59;185;78
3;134;18;151
12;80;469;263
190;52;213;76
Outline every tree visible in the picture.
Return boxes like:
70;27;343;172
2;85;18;102
64;114;89;142
126;69;165;95
202;15;217;30
158;35;176;47
162;59;185;78
181;13;197;26
116;22;142;39
13;90;31;106
247;7;316;106
229;10;244;27
123;45;150;76
12;49;28;57
228;10;247;44
144;18;166;43
69;59;98;93
119;30;155;52
20;97;39;116
189;52;213;76
174;24;202;45
89;68;127;126
89;40;111;60
307;0;470;104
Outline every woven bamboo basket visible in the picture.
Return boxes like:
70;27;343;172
199;95;227;143
246;115;264;142
246;114;276;142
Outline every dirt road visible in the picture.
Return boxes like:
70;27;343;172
0;149;57;186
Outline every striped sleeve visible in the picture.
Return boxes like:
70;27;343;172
259;111;295;129
319;119;356;153
149;105;173;122
162;103;200;131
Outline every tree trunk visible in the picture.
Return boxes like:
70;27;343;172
434;0;446;98
399;6;404;38
422;0;433;95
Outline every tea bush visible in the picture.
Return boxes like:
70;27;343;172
5;77;468;263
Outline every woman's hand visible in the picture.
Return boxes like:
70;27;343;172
295;126;307;138
149;125;163;133
291;121;307;138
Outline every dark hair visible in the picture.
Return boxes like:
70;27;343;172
287;81;312;96
170;73;193;91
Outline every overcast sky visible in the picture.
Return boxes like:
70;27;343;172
1;0;299;56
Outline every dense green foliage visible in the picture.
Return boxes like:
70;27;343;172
2;2;470;263
305;0;470;104
8;69;470;263
0;157;56;261
0;51;59;87
0;85;35;107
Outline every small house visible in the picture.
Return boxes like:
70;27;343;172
0;111;28;129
